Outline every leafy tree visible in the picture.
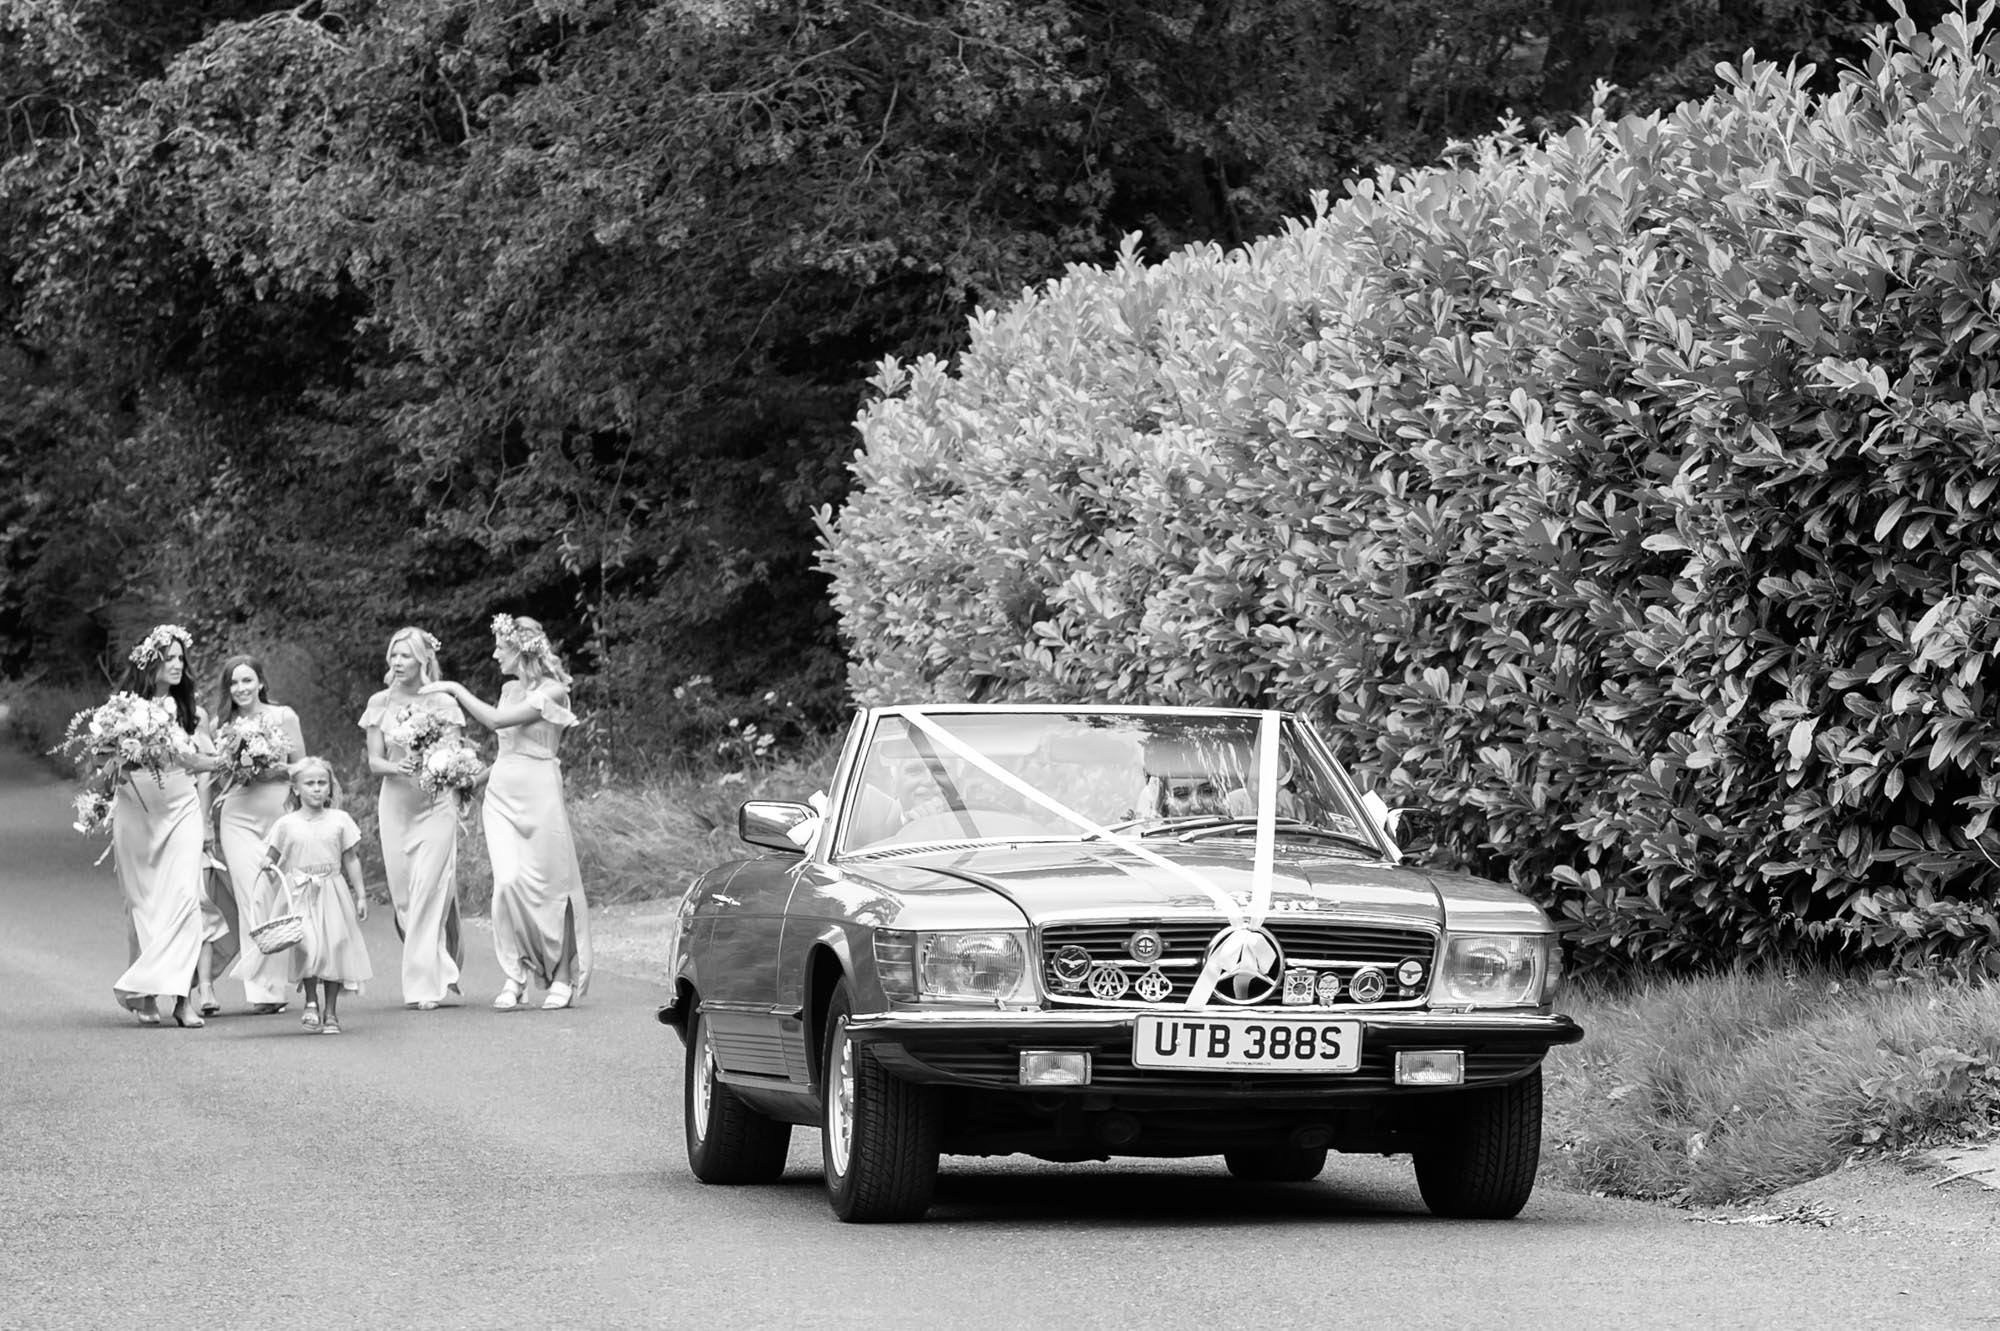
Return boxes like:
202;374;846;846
2;0;1952;767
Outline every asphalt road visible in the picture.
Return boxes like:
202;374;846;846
3;742;1996;1330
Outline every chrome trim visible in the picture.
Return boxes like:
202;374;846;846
848;1008;1579;1034
1035;917;1443;1010
696;999;804;1020
1032;909;1445;930
1039;992;1430;1012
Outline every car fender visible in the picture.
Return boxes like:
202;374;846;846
1423;867;1562;935
656;862;749;1029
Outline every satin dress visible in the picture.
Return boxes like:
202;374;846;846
360;690;467;1005
112;725;227;1011
262;809;373;989
215;703;305;1005
483;682;591;996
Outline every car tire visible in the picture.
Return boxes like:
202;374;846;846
1223;1144;1329;1182
1412;1067;1542;1219
684;1002;791;1185
821;986;940;1222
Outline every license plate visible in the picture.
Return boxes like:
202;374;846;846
1131;1015;1362;1073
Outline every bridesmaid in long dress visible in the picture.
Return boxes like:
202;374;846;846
360;626;467;1010
207;654;306;1014
423;614;590;1011
110;624;225;1028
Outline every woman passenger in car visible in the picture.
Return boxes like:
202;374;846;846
1159;774;1228;818
1225;752;1302;820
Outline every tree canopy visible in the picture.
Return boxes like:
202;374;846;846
0;0;1945;765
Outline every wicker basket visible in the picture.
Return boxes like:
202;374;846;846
249;911;305;954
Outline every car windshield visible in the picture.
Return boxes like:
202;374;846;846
836;710;1378;854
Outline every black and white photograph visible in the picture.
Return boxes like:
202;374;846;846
3;1;1998;1326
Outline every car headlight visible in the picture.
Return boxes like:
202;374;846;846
1436;933;1559;1008
875;930;1036;1005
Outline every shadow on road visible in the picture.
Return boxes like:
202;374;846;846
724;1161;1435;1227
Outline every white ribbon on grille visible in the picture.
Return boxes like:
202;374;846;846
899;710;1284;1009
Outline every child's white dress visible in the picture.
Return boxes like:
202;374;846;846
262;808;373;991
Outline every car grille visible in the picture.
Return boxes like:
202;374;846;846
1039;919;1438;1009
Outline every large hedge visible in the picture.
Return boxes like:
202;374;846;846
822;8;2000;972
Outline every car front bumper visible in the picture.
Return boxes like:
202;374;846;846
839;1008;1582;1099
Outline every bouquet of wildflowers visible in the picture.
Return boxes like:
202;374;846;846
384;702;449;762
215;713;289;793
53;692;180;785
417;737;485;809
71;779;114;836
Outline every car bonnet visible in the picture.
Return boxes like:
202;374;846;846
852;842;1446;930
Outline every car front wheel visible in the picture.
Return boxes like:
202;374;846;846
684;1002;791;1184
821;986;940;1222
1412;1067;1542;1219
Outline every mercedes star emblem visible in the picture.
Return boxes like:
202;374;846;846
1201;925;1284;1005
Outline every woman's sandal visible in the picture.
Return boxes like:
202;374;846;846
541;982;574;1011
135;999;162;1027
171;999;205;1029
301;1004;321;1031
196;985;222;1017
492;981;524;1012
321;1018;342;1035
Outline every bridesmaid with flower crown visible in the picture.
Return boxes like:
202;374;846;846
423;614;590;1011
205;654;306;1015
360;626;468;1009
109;623;225;1028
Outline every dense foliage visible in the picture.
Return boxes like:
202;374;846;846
826;8;2000;972
0;0;1931;768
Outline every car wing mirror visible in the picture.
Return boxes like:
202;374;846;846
1361;791;1433;851
739;799;817;853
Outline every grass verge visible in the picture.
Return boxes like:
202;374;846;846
565;747;839;908
1546;968;2000;1204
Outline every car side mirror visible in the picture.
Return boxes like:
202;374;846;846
1361;791;1435;855
1386;806;1437;854
740;800;816;853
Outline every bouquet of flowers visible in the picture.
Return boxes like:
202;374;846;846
52;692;180;786
71;779;114;836
417;737;486;809
215;713;289;793
384;702;449;762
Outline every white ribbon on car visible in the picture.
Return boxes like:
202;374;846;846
899;709;1284;1009
786;789;831;847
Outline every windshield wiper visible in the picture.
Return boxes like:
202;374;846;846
1080;817;1155;840
1081;816;1224;840
1173;818;1384;855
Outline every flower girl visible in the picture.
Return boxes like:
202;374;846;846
258;758;373;1033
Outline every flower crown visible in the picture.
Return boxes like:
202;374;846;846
491;614;550;657
129;624;192;670
404;628;441;654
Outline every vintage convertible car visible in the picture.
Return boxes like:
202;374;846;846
656;704;1581;1222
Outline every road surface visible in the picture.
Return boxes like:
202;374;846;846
2;743;1994;1329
